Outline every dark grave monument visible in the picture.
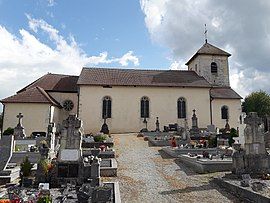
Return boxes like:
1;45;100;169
100;118;109;134
190;109;200;137
13;113;26;139
155;117;160;132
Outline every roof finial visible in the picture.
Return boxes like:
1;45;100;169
204;24;208;43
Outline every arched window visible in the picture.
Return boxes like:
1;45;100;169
141;97;149;118
221;105;229;119
177;97;186;119
102;96;112;118
211;62;218;73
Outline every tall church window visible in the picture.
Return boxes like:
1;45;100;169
141;96;149;118
221;105;229;119
177;97;186;118
211;62;218;74
102;96;112;118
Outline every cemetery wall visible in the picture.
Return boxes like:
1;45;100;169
79;85;211;134
212;99;241;129
2;103;51;136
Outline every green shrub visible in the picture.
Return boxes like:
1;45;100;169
3;127;14;135
94;135;107;142
37;196;52;203
20;156;33;177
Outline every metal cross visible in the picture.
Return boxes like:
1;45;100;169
204;24;208;43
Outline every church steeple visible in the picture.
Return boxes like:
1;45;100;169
185;42;231;87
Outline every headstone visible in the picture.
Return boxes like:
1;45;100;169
190;109;200;136
155;117;160;132
61;114;83;150
13;113;26;139
207;125;216;133
232;112;270;176
224;119;230;133
100;118;109;134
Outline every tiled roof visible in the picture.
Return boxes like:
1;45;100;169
186;43;231;65
210;87;242;99
77;67;211;88
1;86;61;106
18;73;78;93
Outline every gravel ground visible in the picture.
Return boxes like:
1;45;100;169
102;133;240;203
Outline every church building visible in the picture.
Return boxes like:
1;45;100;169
1;42;242;135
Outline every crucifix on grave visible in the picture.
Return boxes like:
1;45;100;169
244;112;265;155
13;112;26;139
155;117;160;132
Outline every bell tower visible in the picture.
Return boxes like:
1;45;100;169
185;42;231;87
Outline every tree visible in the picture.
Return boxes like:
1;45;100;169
242;90;270;117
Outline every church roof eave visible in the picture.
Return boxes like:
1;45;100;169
185;42;231;65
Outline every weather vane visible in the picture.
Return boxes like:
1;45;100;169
204;24;208;43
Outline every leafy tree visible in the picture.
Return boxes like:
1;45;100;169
242;90;270;117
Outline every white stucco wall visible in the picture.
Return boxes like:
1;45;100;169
211;99;242;129
2;103;52;136
79;85;212;134
48;92;78;122
188;55;230;87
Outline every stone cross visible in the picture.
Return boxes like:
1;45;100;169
244;112;262;127
62;114;82;149
16;113;23;126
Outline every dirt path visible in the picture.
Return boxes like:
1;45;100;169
103;134;239;203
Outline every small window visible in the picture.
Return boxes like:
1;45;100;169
221;105;228;119
195;64;198;72
141;97;149;118
211;62;218;74
177;97;186;118
102;96;112;118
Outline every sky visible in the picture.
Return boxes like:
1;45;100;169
0;0;270;108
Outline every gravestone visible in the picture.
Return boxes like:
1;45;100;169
13;113;26;139
155;117;160;132
232;112;270;176
182;119;190;141
190;109;200;136
224;119;230;133
56;114;84;185
100;118;109;134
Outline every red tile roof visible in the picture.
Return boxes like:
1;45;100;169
77;67;211;88
210;87;242;99
186;43;231;65
18;73;78;93
1;86;61;106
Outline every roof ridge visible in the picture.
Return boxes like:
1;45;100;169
82;66;192;72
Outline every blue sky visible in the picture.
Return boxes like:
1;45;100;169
0;0;170;69
1;0;270;105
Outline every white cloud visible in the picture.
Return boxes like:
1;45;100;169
117;51;140;66
47;0;55;7
140;0;270;98
0;15;139;102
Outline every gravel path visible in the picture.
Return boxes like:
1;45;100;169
103;133;240;203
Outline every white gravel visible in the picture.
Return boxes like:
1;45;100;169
102;133;240;203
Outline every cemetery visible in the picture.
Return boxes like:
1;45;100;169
0;114;121;202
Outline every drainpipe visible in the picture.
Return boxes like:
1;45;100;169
209;88;213;125
1;104;5;137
